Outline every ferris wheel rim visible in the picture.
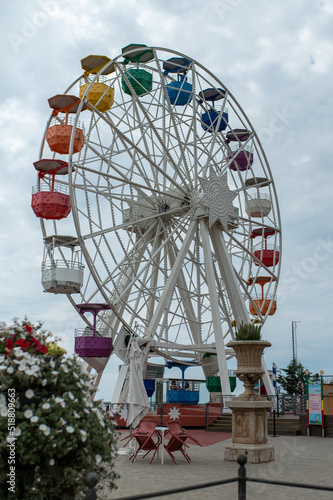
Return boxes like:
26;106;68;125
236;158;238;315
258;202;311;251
37;46;282;384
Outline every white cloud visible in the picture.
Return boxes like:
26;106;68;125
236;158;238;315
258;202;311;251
1;0;332;400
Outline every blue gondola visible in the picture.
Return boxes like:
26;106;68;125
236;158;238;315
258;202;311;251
201;109;228;132
166;74;192;106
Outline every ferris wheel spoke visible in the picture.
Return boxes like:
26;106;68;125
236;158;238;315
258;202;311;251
82;126;158;196
93;105;189;195
112;64;191;190
201;93;229;179
147;58;194;188
144;219;196;338
97;223;160;298
227;229;279;279
106;215;191;315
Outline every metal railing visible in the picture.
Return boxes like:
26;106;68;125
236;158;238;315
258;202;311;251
83;454;333;499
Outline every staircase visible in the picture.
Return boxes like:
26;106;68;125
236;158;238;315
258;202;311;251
207;415;301;436
207;415;232;432
267;417;300;436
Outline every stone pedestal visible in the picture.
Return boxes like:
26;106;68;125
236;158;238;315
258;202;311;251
224;398;275;463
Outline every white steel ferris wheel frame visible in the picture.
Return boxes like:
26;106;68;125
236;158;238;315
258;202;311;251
38;46;281;397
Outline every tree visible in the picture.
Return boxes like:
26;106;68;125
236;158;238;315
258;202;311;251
277;358;308;395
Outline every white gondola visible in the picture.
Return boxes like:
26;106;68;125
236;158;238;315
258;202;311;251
41;235;84;294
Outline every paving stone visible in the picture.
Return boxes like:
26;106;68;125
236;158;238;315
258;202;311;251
105;431;333;500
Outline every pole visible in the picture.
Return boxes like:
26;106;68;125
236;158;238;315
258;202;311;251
305;372;309;436
237;454;247;500
321;374;324;437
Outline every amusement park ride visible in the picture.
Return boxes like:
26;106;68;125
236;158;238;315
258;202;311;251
31;45;281;404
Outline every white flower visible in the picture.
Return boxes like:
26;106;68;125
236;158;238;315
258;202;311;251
24;409;33;419
42;379;48;386
61;365;69;373
49;459;55;466
31;364;39;373
95;454;102;464
51;371;59;376
80;429;87;438
39;424;50;436
59;418;67;426
31;416;39;423
0;354;5;362
25;389;35;399
66;426;74;434
42;403;50;410
74;411;80;419
25;369;33;376
68;392;74;400
50;359;56;368
1;407;8;417
55;397;65;408
7;366;14;374
15;427;22;437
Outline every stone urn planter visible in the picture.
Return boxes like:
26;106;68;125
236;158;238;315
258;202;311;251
224;336;274;463
226;340;271;399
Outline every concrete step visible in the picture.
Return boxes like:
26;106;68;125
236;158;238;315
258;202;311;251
207;417;301;435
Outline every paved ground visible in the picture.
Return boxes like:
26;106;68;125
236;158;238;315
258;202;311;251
105;429;333;500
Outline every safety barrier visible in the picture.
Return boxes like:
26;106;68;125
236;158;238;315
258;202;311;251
84;454;333;499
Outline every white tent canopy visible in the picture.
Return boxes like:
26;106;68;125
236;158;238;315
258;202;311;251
126;341;150;427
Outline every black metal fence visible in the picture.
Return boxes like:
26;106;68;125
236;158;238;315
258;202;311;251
84;454;333;499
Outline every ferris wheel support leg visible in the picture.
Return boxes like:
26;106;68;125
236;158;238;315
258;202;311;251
93;371;103;396
261;357;276;402
167;241;201;345
209;227;250;326
200;220;230;396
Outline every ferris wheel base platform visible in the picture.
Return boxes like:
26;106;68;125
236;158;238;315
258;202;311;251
115;403;222;428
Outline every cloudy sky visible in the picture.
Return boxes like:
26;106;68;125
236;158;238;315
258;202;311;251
1;0;332;399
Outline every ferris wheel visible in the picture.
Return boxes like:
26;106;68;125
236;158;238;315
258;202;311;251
33;45;281;398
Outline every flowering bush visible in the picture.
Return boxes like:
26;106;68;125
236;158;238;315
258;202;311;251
0;320;48;357
0;319;119;499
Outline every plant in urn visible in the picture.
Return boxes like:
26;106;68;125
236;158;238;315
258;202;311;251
227;323;271;399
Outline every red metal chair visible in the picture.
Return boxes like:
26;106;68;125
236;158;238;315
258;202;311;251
121;418;161;464
164;419;202;464
166;419;201;445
